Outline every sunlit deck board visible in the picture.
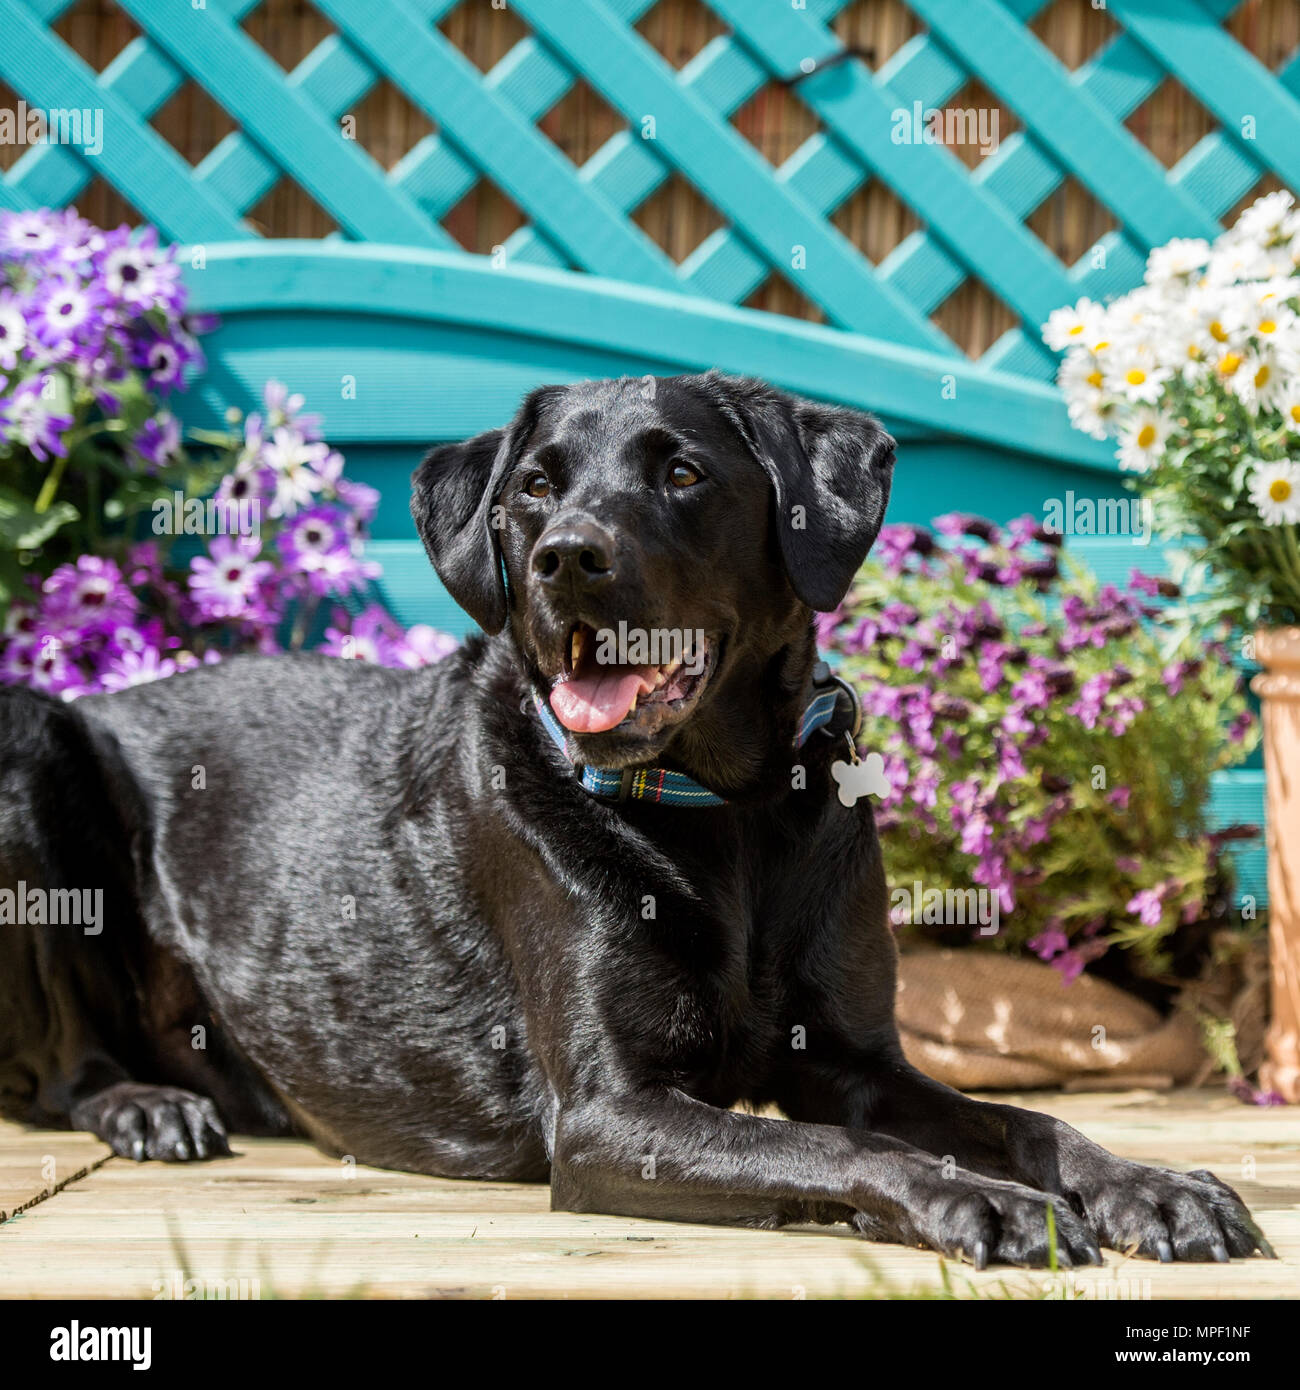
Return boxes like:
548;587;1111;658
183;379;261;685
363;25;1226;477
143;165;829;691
1;1089;1296;1300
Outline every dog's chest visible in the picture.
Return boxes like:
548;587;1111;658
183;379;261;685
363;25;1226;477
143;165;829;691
633;885;813;1104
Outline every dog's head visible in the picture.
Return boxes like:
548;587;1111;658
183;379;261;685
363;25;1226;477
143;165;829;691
411;373;894;788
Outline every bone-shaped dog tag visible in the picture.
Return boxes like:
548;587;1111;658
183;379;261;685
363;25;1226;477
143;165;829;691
831;749;888;808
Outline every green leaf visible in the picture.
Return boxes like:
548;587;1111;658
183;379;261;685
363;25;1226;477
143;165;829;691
0;484;78;550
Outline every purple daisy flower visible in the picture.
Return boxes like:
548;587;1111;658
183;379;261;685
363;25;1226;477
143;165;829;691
135;412;182;470
189;536;274;622
386;624;460;668
0;209;62;258
262;427;330;518
41;555;137;632
0;290;30;371
98;645;178;692
32;276;103;349
0;378;73;461
98;226;181;312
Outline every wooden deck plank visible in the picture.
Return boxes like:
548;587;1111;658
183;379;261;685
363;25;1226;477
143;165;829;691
1;1090;1296;1299
0;1129;111;1225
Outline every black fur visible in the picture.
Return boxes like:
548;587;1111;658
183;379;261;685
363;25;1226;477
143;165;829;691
0;373;1271;1266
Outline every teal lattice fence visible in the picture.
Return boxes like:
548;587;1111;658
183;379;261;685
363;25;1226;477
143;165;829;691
2;0;1295;898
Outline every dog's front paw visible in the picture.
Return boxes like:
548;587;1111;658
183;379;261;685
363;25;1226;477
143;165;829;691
861;1175;1102;1269
1072;1161;1274;1262
70;1082;230;1162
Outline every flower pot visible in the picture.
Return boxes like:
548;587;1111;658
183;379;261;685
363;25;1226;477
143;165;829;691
1254;627;1300;1103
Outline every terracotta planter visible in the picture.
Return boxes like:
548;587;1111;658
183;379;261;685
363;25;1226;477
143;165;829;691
1254;627;1300;1103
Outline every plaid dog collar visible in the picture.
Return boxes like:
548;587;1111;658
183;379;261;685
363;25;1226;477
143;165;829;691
531;660;859;808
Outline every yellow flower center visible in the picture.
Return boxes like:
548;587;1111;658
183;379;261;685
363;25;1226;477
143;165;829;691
1188;343;1202;359
1125;368;1147;386
1068;323;1084;336
1210;321;1229;342
1086;369;1104;388
1270;478;1293;503
1091;339;1110;352
1258;319;1277;334
1136;424;1158;448
1218;352;1242;377
1290;404;1300;423
1256;365;1271;388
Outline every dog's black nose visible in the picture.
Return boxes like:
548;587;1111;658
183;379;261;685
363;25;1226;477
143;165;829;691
533;521;614;587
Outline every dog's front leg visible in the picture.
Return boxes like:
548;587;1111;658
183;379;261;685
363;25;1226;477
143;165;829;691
550;1087;1100;1267
861;1063;1274;1262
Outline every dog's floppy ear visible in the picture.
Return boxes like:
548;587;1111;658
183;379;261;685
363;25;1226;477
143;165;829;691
410;388;556;634
694;372;895;611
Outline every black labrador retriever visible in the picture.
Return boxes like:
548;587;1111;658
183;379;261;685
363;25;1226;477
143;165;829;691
0;372;1271;1268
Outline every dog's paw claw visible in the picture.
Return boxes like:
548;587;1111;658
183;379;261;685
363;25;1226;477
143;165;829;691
70;1082;229;1163
910;1178;1099;1269
1076;1162;1270;1262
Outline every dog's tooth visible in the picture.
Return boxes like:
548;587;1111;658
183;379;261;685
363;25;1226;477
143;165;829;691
571;629;586;669
663;658;681;678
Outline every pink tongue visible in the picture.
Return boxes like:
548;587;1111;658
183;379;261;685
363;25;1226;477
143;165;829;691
550;666;656;734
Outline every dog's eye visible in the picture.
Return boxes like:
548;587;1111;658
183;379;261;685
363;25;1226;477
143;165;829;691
669;463;702;488
524;473;551;499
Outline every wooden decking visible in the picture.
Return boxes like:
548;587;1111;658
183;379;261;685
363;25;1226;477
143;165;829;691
1;1088;1296;1300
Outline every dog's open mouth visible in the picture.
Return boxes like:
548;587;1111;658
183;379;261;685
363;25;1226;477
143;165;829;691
547;623;716;735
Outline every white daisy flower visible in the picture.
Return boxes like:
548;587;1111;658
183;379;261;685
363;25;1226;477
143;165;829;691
1206;239;1275;286
1145;237;1210;288
1231;342;1295;414
1117;406;1173;473
1247;459;1300;525
1211;345;1249;388
1058;349;1113;439
262;427;328;518
1186;282;1249;345
1243;298;1298;344
1042;297;1106;352
1104;342;1171;405
1277;386;1300;434
1237;190;1295;247
1150;304;1215;378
